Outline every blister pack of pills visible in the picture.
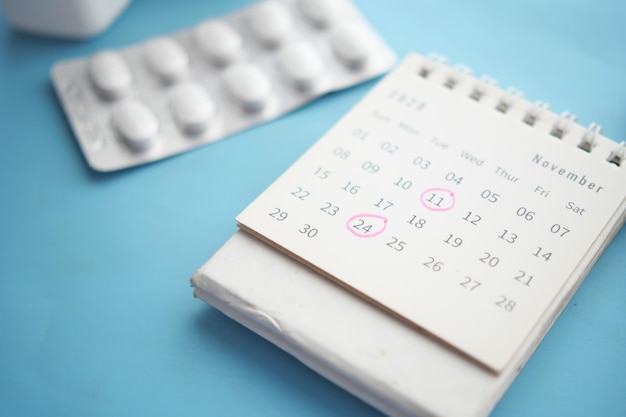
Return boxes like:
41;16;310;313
51;0;397;172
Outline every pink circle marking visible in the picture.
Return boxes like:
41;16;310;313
346;213;388;238
420;187;455;212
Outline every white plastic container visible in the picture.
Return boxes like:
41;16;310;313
0;0;132;39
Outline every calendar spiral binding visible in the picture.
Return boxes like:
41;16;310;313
416;53;626;167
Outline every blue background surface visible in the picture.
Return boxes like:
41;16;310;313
1;1;625;416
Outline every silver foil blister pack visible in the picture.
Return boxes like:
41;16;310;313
51;0;397;172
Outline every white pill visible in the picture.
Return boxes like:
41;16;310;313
278;42;325;91
193;20;243;66
247;1;293;48
143;37;189;83
330;24;372;70
111;99;159;151
222;63;272;112
87;51;132;100
298;0;340;28
169;82;216;135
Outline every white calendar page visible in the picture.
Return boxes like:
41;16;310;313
236;54;626;372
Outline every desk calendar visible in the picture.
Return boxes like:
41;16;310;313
236;53;626;373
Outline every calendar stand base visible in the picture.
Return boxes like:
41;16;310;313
190;230;580;417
